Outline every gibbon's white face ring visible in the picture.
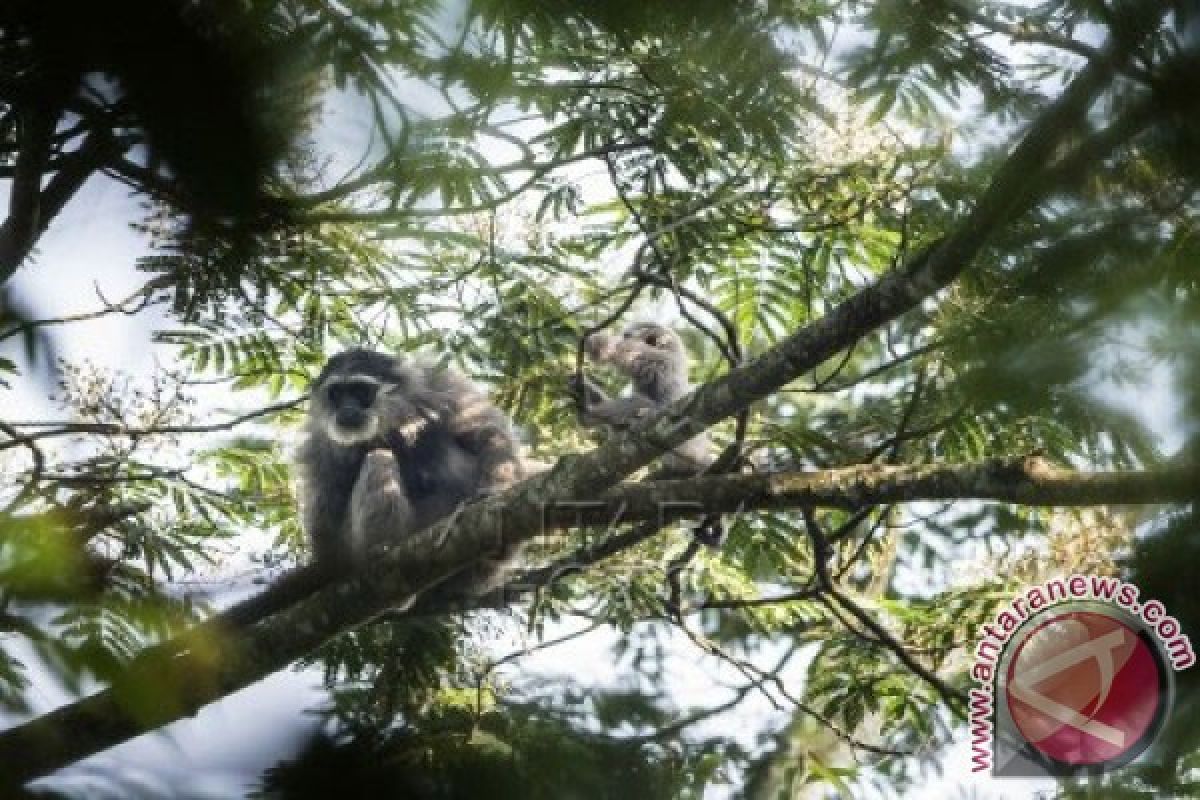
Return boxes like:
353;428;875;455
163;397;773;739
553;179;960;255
323;413;380;445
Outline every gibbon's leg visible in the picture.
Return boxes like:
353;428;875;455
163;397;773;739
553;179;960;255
299;459;360;569
348;448;415;559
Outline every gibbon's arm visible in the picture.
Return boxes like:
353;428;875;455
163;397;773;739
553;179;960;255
581;392;656;429
295;439;362;569
568;372;656;429
431;367;525;490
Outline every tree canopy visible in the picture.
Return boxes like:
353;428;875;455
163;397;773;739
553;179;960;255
2;1;1200;797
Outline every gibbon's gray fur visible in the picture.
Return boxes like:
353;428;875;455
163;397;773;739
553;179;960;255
575;322;713;477
296;349;526;578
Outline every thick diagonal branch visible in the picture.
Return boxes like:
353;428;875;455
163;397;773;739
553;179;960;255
0;108;57;285
0;122;118;286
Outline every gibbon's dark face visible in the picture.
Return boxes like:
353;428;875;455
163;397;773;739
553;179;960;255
328;379;379;429
623;323;682;354
314;349;399;445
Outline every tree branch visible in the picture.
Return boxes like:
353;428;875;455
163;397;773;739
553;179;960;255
0;396;307;452
0;108;57;285
293;137;652;221
532;457;1199;527
0;278;167;343
207;455;1200;635
0;124;119;286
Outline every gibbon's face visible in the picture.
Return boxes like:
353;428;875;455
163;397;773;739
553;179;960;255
587;324;687;376
624;323;679;350
313;349;399;445
620;323;685;366
326;377;380;436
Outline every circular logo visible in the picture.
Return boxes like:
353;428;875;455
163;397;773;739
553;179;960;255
1003;607;1170;770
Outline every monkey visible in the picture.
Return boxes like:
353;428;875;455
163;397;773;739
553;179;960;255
572;322;714;478
296;349;526;582
571;322;724;601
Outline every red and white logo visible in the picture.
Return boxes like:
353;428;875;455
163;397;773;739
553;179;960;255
1002;608;1168;770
